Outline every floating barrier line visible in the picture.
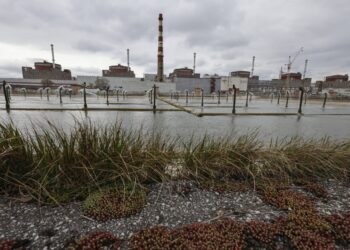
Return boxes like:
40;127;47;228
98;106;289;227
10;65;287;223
158;97;197;116
0;107;182;112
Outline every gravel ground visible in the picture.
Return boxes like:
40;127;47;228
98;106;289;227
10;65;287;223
0;180;349;249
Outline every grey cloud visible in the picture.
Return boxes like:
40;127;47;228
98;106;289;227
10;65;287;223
0;0;349;80
73;40;114;53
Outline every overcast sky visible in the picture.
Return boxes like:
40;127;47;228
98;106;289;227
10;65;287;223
0;0;349;81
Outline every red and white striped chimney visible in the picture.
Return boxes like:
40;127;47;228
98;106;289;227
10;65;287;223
157;13;164;82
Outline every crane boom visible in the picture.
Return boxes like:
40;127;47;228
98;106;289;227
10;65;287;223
285;47;304;90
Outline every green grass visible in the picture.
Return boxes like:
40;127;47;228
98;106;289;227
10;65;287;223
0;120;349;204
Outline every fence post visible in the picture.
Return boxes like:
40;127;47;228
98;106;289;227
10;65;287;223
298;87;304;114
59;87;62;104
245;90;249;107
186;90;188;105
218;90;221;104
323;93;327;108
153;84;156;111
106;86;110;105
285;91;289;108
201;88;204;107
277;91;280;104
2;81;10;110
83;82;87;110
232;84;237;114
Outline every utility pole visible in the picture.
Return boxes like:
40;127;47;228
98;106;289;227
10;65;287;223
302;59;308;88
193;52;196;76
127;48;130;72
251;56;255;78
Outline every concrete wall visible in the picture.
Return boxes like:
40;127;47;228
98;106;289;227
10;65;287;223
221;76;248;92
76;76;174;94
174;77;221;94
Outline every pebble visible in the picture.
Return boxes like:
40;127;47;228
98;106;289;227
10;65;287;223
0;180;348;249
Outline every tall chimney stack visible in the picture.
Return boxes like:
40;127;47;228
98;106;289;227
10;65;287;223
157;13;164;82
127;48;130;72
51;44;55;69
193;52;196;76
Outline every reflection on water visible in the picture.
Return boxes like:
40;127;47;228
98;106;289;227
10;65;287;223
1;110;350;142
1;95;350;142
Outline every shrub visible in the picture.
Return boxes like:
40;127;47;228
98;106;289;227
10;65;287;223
83;186;147;221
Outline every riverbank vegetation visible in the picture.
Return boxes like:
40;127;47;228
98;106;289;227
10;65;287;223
0;121;349;204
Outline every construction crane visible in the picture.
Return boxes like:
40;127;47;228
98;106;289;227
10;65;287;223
285;47;304;90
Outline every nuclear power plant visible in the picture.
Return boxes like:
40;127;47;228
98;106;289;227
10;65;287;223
21;44;72;80
0;13;349;96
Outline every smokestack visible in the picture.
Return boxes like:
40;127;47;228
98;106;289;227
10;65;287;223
251;56;255;78
193;52;196;76
127;48;130;72
51;44;55;69
157;13;164;82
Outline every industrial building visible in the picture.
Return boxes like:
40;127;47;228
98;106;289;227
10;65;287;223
169;67;200;80
325;74;348;82
248;78;312;94
22;44;72;80
173;76;221;95
316;74;350;94
280;72;302;81
102;64;135;78
76;75;173;95
230;71;250;78
22;61;72;80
